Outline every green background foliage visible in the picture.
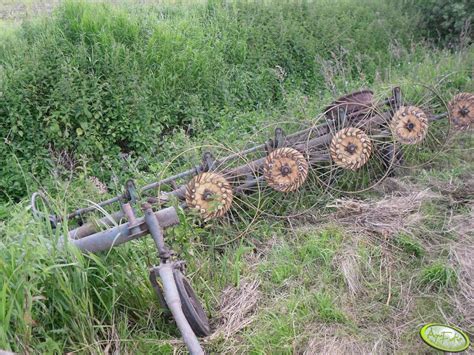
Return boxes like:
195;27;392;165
0;0;426;201
404;0;473;47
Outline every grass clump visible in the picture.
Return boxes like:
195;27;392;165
313;292;347;323
0;199;178;353
259;227;344;286
419;262;457;290
243;288;347;352
395;233;424;258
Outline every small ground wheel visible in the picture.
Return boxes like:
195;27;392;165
173;268;211;337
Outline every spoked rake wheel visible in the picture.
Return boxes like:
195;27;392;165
153;142;262;241
384;83;451;169
263;147;308;192
329;127;372;170
390;106;428;145
309;96;397;194
448;92;473;131
186;172;233;221
243;118;330;218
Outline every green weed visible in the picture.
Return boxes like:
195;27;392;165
419;262;457;290
395;233;424;258
312;292;347;323
259;227;343;286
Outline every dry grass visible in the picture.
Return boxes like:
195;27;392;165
0;0;58;21
303;325;389;355
334;247;363;297
327;186;436;237
210;278;261;341
217;172;473;353
449;232;474;330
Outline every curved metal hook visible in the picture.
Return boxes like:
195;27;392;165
31;191;57;228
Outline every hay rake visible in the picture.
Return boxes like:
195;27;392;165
31;86;473;354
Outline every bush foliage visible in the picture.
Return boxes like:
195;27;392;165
0;0;418;201
405;0;473;46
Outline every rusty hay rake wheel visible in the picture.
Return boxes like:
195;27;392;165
308;92;397;194
390;106;429;145
448;92;474;131
241;118;331;218
185;172;233;221
152;142;264;239
329;127;372;171
263;147;309;192
384;83;451;169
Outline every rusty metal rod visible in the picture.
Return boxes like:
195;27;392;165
68;207;179;253
157;263;204;355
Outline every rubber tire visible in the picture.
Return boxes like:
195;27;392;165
149;271;171;316
173;269;211;337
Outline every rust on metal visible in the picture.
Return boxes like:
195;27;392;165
186;172;233;219
263;147;308;192
448;92;473;131
330;127;372;170
324;89;374;120
391;105;428;144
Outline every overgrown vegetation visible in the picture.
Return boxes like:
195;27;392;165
1;0;470;202
404;0;473;47
0;0;472;353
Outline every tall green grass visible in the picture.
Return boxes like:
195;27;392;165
0;202;177;353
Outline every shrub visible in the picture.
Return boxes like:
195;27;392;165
404;0;473;47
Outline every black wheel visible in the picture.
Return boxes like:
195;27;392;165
173;269;211;337
149;269;171;315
